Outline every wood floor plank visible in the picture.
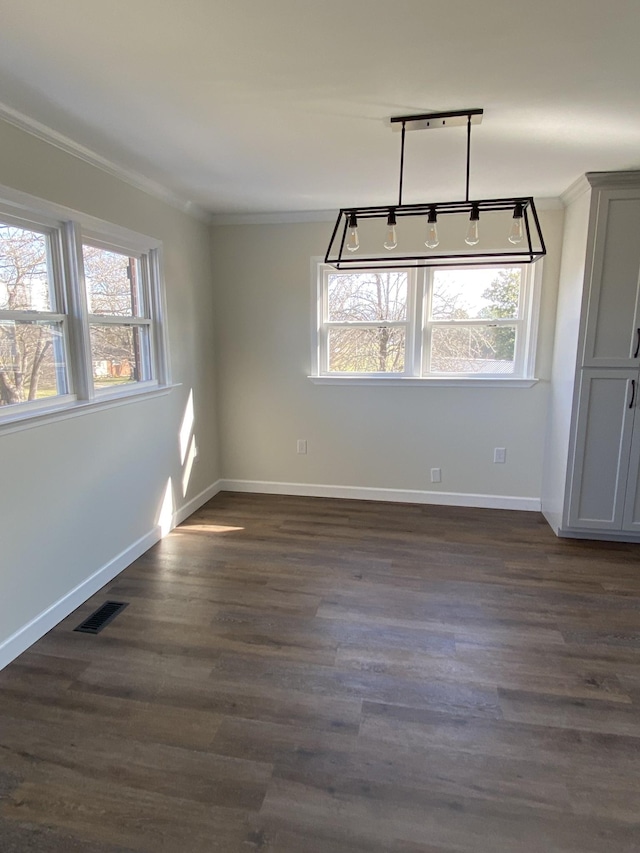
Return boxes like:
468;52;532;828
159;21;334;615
0;491;639;851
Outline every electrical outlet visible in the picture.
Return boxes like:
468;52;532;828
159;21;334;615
494;447;507;464
430;467;442;483
297;439;307;455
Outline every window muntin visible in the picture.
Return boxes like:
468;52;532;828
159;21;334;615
322;269;412;375
0;189;168;426
317;263;536;380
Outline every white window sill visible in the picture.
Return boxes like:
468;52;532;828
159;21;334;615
0;384;180;437
308;376;538;388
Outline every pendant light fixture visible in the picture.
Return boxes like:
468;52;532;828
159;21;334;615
325;109;546;270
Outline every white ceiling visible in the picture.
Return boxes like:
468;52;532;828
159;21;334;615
1;0;639;216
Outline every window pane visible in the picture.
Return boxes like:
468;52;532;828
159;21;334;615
0;225;53;311
90;324;150;387
328;327;405;373
431;268;521;320
0;320;67;405
430;326;516;374
328;272;407;322
83;245;143;317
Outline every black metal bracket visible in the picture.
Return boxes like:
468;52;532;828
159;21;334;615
390;109;484;206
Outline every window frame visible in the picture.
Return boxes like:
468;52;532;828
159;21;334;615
81;235;156;396
0;185;171;432
311;258;541;387
0;212;75;411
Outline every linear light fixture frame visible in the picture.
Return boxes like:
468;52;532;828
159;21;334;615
325;109;546;270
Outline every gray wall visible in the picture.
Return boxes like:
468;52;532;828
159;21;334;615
212;210;564;503
0;118;220;654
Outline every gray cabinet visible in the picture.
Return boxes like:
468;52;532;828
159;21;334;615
543;172;640;540
581;190;640;369
567;369;637;530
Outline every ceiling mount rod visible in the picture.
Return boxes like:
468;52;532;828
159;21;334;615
390;108;483;204
398;121;406;207
465;114;472;202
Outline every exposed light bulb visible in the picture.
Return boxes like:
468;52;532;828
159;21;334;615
425;207;439;249
346;212;359;252
384;209;397;250
508;202;524;245
465;204;480;246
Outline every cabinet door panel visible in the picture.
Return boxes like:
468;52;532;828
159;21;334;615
568;370;636;529
582;192;640;368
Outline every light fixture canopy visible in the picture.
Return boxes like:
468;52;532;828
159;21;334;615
325;109;546;270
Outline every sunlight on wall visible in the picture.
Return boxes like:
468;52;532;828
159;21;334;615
179;389;198;497
157;477;175;538
182;433;197;497
179;389;195;465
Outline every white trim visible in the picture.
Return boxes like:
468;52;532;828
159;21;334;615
561;175;592;208
0;184;163;250
0;478;223;670
0;104;565;223
0;101;211;223
0;188;172;425
0;384;179;437
312;261;540;384
308;375;538;388
219;479;541;511
561;172;640;209
173;478;223;527
0;528;157;671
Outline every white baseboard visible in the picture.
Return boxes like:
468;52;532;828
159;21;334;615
173;479;223;527
0;478;223;671
218;479;541;512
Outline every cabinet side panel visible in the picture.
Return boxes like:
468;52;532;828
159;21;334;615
621;409;640;530
541;190;591;531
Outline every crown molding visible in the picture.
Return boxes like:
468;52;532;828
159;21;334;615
585;170;640;189
210;198;562;227
560;175;591;207
0;101;211;223
0;101;567;225
561;170;640;208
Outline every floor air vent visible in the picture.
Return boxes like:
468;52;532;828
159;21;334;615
74;601;128;634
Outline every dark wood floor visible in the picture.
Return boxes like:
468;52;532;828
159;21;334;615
1;493;640;852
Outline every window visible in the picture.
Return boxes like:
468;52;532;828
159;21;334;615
313;262;540;384
0;221;70;407
324;270;411;374
83;243;153;390
0;187;169;427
